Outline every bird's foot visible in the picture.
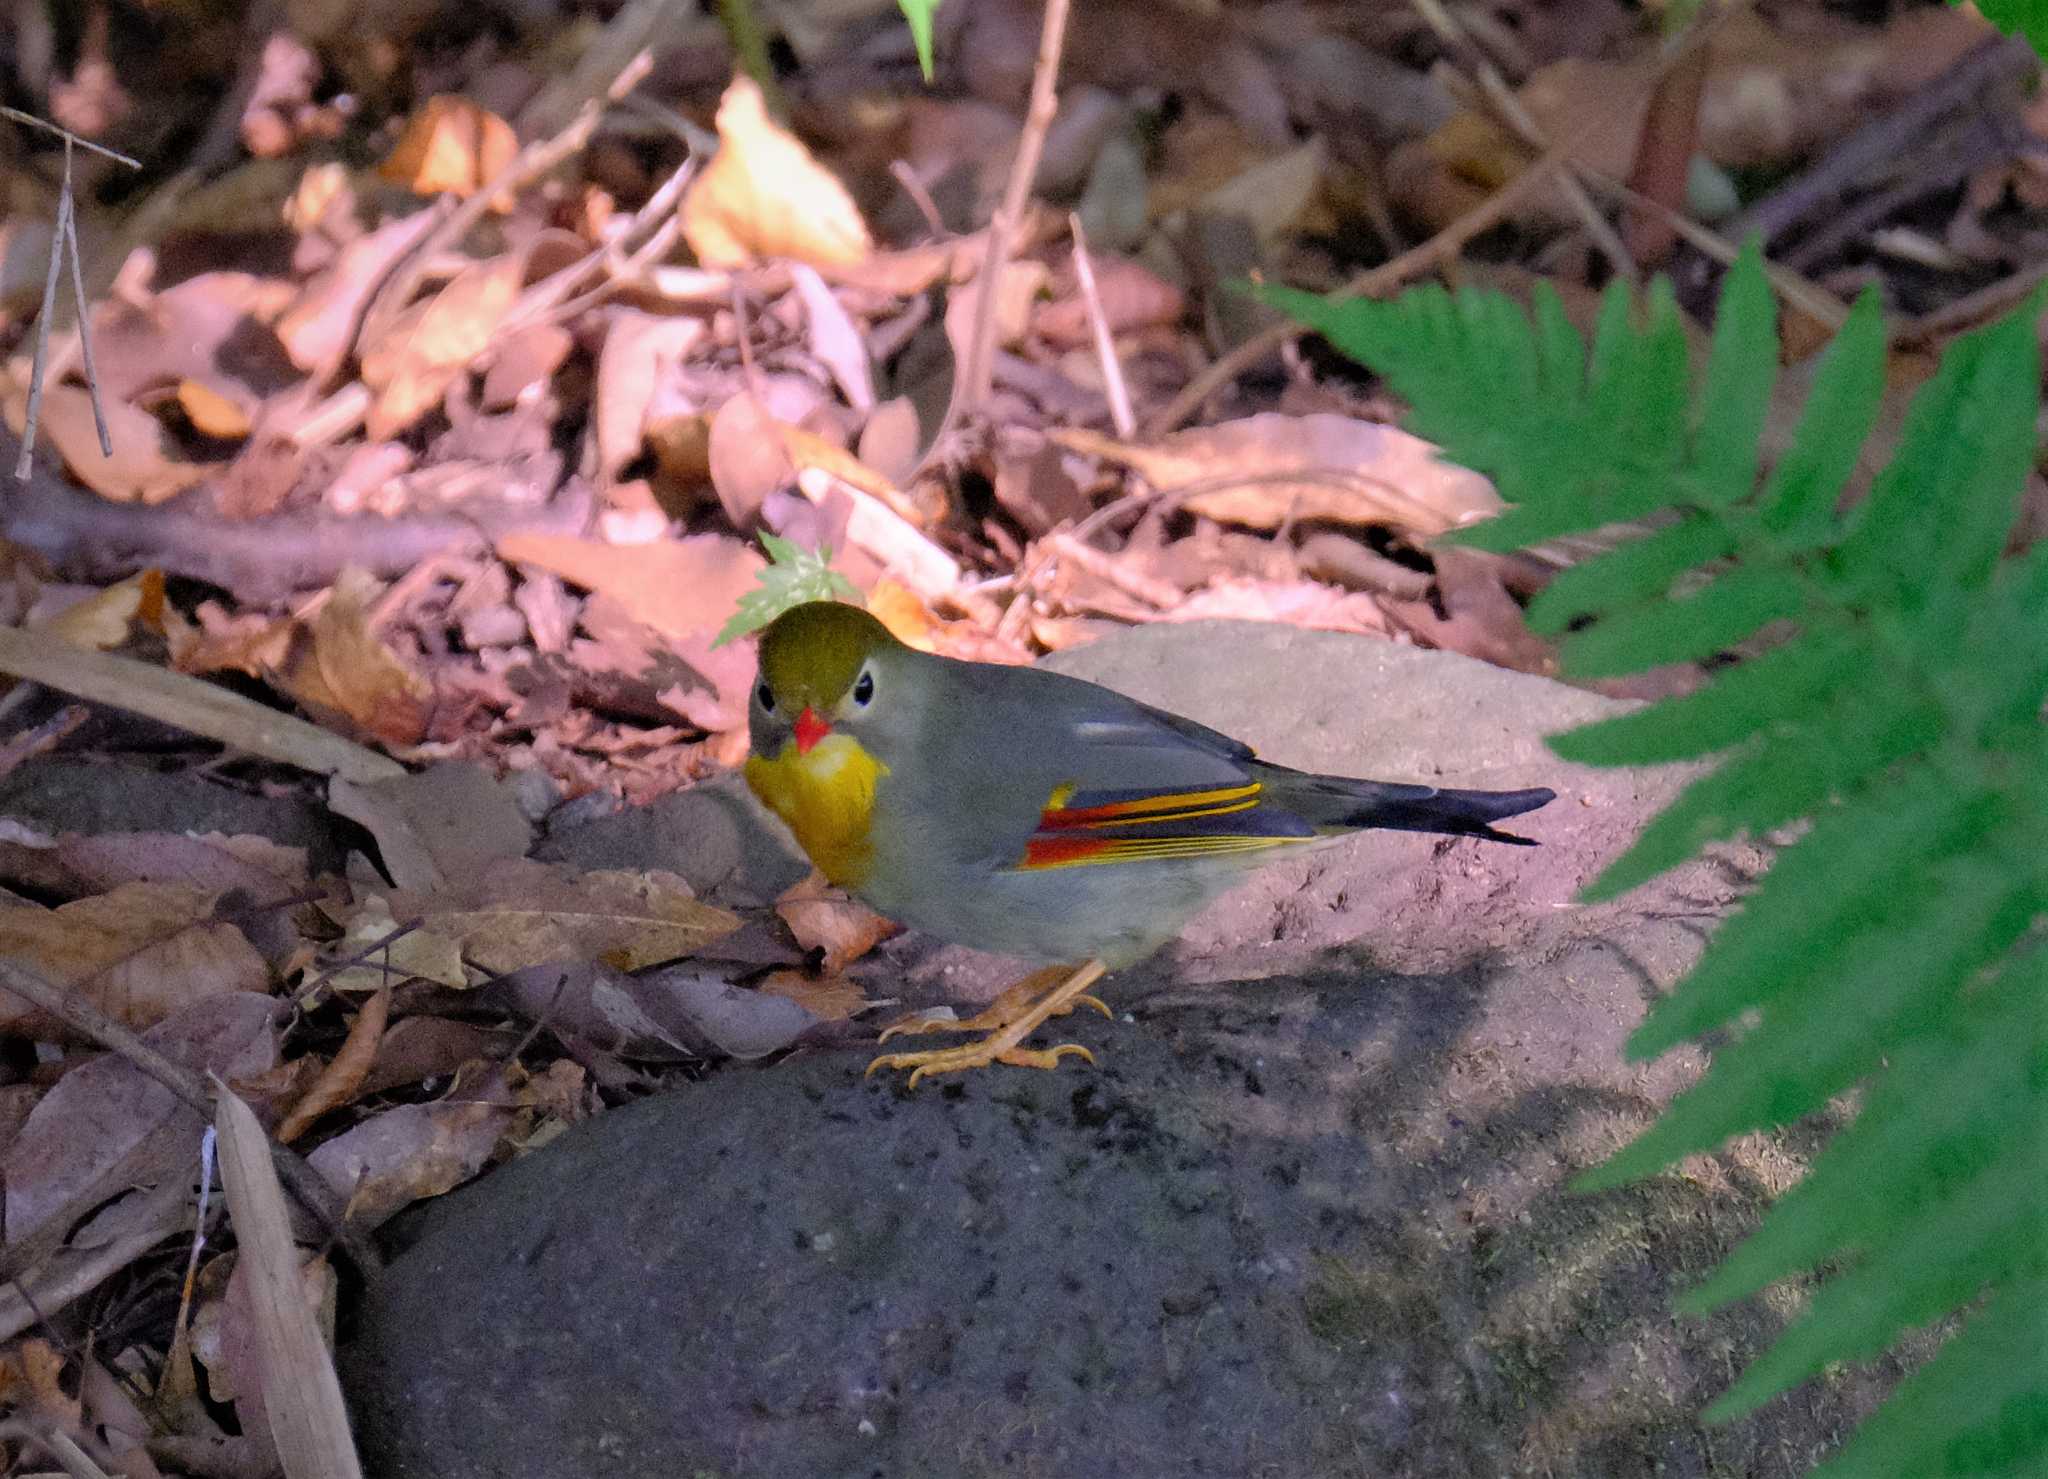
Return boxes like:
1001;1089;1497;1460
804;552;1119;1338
866;960;1110;1086
875;964;1110;1044
867;1039;1095;1089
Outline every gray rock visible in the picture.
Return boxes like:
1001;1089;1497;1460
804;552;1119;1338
346;624;1899;1477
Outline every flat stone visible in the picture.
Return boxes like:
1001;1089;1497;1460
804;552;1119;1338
346;623;1900;1476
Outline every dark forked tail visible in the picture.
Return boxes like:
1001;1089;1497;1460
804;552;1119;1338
1271;771;1557;845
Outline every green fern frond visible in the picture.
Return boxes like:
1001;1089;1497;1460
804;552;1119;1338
1266;239;2048;1469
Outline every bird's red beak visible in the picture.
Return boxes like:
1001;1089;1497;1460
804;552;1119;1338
794;706;831;755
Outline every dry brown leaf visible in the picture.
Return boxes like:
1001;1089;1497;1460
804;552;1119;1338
359;253;522;438
1165;577;1390;635
0;882;268;1039
270;569;432;747
20;386;211;504
306;1068;516;1229
790;263;875;412
357;1017;515;1097
0;1337;80;1428
162;602;294;677
394;860;740;977
481;321;575;410
35;569;164;651
943;258;1048;359
594;312;708;485
326;760;535;893
177;378;254;439
680;75;873;269
707;391;795;526
379;94;518;206
774;871;899;973
496;531;764;646
213;1086;364;1479
318;894;469;993
0;827;308;902
1052;414;1501;536
276;207;445;378
2;993;279;1246
754;968;867;1023
1037;252;1186;348
277;987;390;1144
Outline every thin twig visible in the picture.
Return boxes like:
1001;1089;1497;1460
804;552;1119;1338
889;161;949;238
1408;0;1637;281
1067;213;1134;438
1148;140;1574;434
913;0;1074;481
0;105;141;166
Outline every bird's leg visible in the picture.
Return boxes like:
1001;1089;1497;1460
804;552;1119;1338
874;963;1110;1041
866;960;1111;1087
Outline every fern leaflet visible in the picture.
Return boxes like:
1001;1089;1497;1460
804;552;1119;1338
1265;243;2048;1476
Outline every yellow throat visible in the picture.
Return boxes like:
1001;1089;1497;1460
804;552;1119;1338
744;732;890;887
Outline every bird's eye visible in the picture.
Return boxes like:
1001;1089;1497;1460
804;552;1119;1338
756;682;776;713
852;669;875;707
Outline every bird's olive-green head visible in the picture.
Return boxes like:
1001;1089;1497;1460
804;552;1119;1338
750;601;909;760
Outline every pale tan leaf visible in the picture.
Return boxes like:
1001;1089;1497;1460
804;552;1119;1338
34;570;164;652
594;311;708;485
775;871;899;973
23;386;210;504
318;894;468;993
269;569;432;747
359;254;522;438
213;1086;365;1479
405;861;740;976
1051;413;1502;535
680;76;872;269
0;882;267;1039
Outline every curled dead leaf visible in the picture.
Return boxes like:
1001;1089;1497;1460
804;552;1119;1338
379;95;518;207
775;870;900;973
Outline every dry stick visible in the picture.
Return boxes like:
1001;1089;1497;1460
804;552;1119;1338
1727;31;2039;247
1407;0;1636;282
913;0;1074;480
14;176;69;479
0;958;383;1277
1577;170;1851;331
1897;255;2048;348
889;160;949;238
1149;141;1573;435
1067;213;1135;439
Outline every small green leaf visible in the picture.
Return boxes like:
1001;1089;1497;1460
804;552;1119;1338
1559;563;1807;676
1949;0;2048;61
713;533;861;646
1624;766;1986;1058
1833;290;2043;607
1688;239;1776;506
1756;288;1885;549
897;0;941;81
1810;1274;2048;1476
1525;515;1735;633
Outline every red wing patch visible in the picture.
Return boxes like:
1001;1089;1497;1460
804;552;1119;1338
1014;781;1315;871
